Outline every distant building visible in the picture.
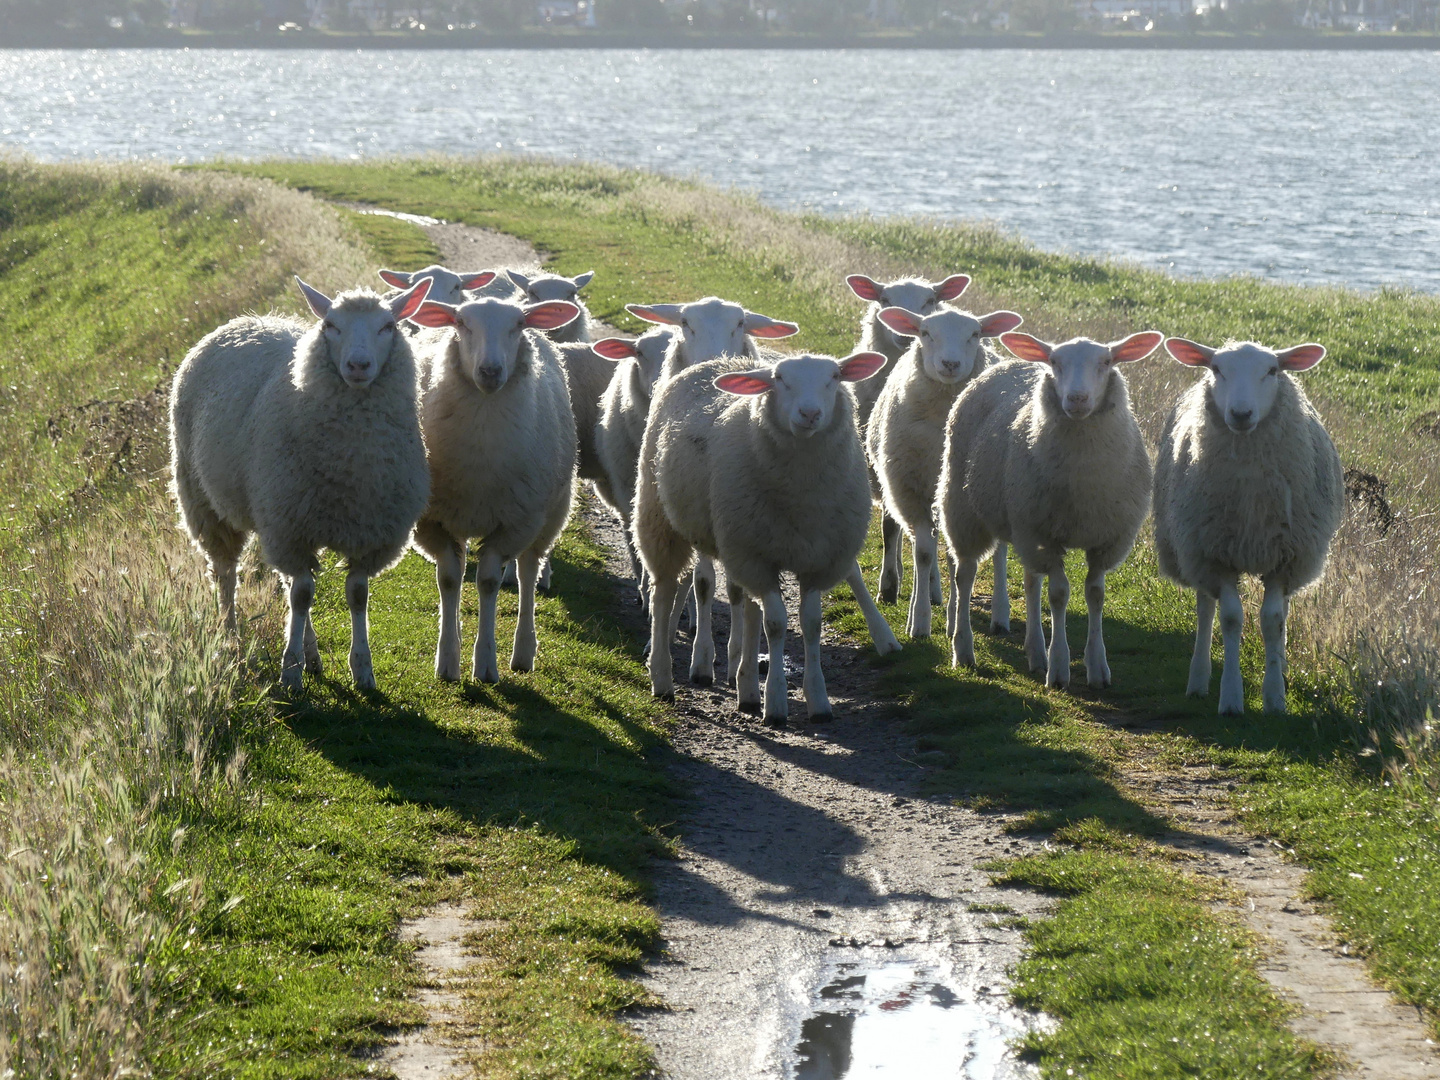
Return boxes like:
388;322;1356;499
537;0;598;24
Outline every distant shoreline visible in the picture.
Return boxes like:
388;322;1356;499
5;28;1440;50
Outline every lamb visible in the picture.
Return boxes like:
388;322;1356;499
628;297;901;676
846;272;972;604
591;326;678;610
1152;338;1343;715
169;277;433;692
507;270;596;343
938;331;1161;689
634;351;887;723
405;294;581;683
378;265;518;305
866;304;1023;639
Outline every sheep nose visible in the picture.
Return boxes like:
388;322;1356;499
797;406;822;427
1066;392;1090;408
344;358;373;380
1229;408;1254;428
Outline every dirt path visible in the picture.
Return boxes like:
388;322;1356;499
354;206;1440;1078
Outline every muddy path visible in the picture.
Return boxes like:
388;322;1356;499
358;206;1440;1079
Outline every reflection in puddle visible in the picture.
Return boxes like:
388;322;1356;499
792;960;1032;1079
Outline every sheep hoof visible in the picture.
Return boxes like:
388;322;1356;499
879;585;899;604
304;655;323;675
763;713;788;728
737;700;762;716
655;690;675;703
280;667;304;695
510;659;535;673
988;621;1010;635
353;671;377;691
808;712;834;724
758;658;769;676
690;673;713;687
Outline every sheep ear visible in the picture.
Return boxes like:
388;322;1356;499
838;352;888;382
627;303;683;326
846;274;884;302
387;278;432;323
523;301;580;331
506;269;532;292
744;311;800;339
1164;337;1215;367
877;307;923;339
715;370;774;396
1000;332;1052;363
1109;331;1163;364
409;301;459;328
571;270;595;290
460;271;497;291
295;277;332;319
592;337;639;361
978;311;1024;337
934;274;971;302
1277;343;1326;371
377;268;412;289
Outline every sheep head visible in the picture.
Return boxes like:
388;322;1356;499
1166;338;1326;433
297;276;430;389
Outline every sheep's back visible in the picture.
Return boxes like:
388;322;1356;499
558;342;614;483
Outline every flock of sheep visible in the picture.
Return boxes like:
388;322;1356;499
168;261;1343;724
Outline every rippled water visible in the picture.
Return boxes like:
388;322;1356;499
3;48;1438;291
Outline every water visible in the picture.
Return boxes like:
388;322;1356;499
790;958;1035;1078
2;48;1438;291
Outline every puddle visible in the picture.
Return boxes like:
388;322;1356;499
352;206;445;226
790;959;1034;1079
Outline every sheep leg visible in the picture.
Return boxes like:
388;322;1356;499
1083;558;1111;689
281;571;316;693
344;570;375;690
1187;590;1216;697
1260;579;1288;714
213;557;239;633
951;556;978;668
800;589;831;721
1022;568;1047;673
908;530;937;639
303;611;321;674
725;581;745;687
845;561;902;655
990;544;1011;634
537;554;553;592
511;548;542;673
1217;579;1246;716
1046;566;1072;689
878;511;903;603
736;596;763;714
761;590;790;726
928;533;944;606
434;538;466;682
689;557;717;686
946;555;959;641
472;549;505;685
648;574;680;701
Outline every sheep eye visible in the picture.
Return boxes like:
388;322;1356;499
323;321;337;333
380;322;395;334
1267;367;1278;377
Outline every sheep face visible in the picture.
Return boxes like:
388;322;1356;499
1165;338;1327;434
507;269;595;304
715;353;886;438
878;307;1023;386
378;266;496;306
1001;331;1163;420
593;327;676;397
847;273;970;353
296;277;431;389
627;297;799;366
409;297;580;393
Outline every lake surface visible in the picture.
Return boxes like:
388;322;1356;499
2;48;1438;292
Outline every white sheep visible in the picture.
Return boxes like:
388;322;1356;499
169;277;433;692
866;304;1023;639
634;351;887;723
378;265;517;305
847;272;973;604
591;327;678;609
507;269;596;343
405;295;581;683
938;331;1161;689
1153;338;1343;715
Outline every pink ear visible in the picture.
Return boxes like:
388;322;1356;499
461;271;496;290
846;275;884;303
934;274;971;302
1001;332;1053;363
838;352;888;382
389;278;432;323
1110;331;1163;364
715;372;774;396
978;311;1024;337
592;337;639;360
1164;337;1214;367
877;307;923;339
377;269;411;289
408;301;458;328
523;301;580;332
1278;343;1326;371
626;304;681;326
748;320;800;340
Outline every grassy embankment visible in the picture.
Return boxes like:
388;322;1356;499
0;161;672;1080
224;157;1440;1078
